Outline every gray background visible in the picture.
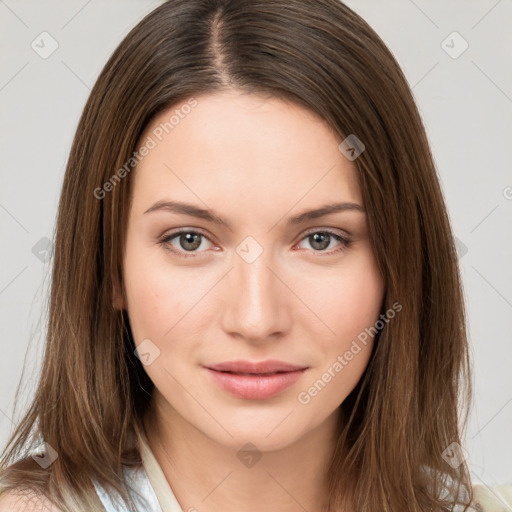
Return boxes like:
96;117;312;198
1;0;511;490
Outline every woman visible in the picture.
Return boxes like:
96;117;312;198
0;0;505;511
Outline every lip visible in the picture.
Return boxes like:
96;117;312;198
206;359;308;374
204;360;309;400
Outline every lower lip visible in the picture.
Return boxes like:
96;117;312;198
205;368;307;400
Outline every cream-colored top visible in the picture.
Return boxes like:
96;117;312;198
137;426;184;512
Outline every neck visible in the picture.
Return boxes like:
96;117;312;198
143;390;342;512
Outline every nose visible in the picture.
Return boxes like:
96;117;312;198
219;250;292;344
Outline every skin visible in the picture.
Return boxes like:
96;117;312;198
114;89;385;512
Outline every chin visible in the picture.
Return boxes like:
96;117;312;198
197;411;311;452
216;428;300;453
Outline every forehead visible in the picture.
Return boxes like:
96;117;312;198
131;90;363;215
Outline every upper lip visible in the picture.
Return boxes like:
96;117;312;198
205;360;308;374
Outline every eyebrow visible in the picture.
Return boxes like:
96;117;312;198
144;199;365;228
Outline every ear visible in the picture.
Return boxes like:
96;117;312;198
112;274;126;310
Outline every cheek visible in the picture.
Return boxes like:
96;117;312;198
123;243;181;343
123;243;216;351
337;269;383;341
295;254;384;347
295;258;383;409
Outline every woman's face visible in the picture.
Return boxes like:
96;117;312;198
119;90;385;451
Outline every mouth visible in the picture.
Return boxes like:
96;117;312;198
204;360;309;400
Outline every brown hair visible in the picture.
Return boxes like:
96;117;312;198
0;1;473;510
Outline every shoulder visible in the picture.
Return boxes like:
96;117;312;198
470;483;512;512
0;489;62;512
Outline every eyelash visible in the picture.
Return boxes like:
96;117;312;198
158;228;352;259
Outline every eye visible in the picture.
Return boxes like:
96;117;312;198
159;228;352;259
159;229;215;258
295;229;351;256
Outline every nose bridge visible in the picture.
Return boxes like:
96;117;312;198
221;240;289;340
